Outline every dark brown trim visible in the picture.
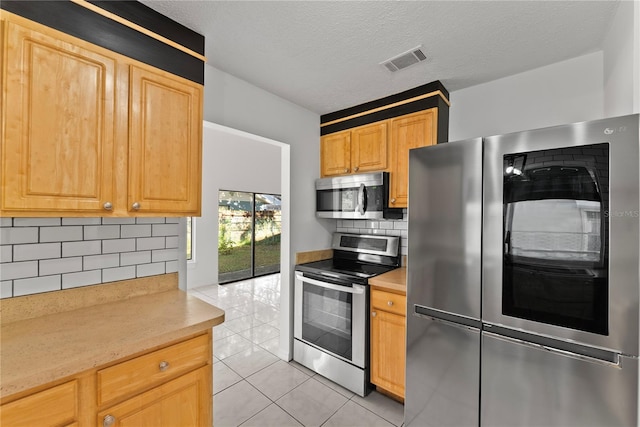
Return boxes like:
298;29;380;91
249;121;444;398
1;1;205;85
321;81;449;125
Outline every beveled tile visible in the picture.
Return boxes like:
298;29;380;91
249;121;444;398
323;400;395;427
276;377;348;427
214;361;243;394
214;334;253;360
213;324;236;342
223;345;279;378
224;314;265;333
242;403;302;427
351;390;405;426
258;336;280;355
313;373;355;399
246;360;310;401
213;380;270;427
239;323;279;344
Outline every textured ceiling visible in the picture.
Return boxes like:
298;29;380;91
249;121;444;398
140;0;620;115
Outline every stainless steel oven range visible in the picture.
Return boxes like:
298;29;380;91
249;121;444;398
294;233;400;396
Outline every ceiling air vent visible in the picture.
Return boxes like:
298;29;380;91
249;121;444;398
381;46;427;72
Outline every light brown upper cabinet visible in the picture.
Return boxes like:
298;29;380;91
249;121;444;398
388;109;438;208
1;12;203;217
319;82;449;206
2;17;118;215
320;122;388;177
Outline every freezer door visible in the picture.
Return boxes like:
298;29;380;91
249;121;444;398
481;331;639;427
405;307;480;427
408;138;482;319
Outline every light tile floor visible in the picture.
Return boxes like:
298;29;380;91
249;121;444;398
190;274;405;427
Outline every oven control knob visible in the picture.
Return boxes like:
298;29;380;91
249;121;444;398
387;301;394;306
371;311;377;317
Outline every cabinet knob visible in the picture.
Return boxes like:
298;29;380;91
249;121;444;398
159;360;170;372
103;414;116;427
354;166;359;172
390;198;396;204
131;202;141;210
387;300;394;306
372;311;377;317
344;168;349;173
103;202;113;211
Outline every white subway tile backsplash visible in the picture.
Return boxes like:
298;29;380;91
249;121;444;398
152;248;178;263
165;260;178;273
63;270;102;289
137;262;165;277
103;266;136;283
137;237;165;251
379;221;394;230
341;220;354;228
14;243;60;261
353;220;366;228
83;254;119;270
40;226;83;242
0;261;38;281
165;236;179;249
1;227;38;245
393;221;408;230
152;223;179;237
84;225;120;240
62;218;102;225
136;218;166;224
102;217;136;225
120;251;152;266
2;217;177;299
1;281;12;298
121;224;152;238
14;275;61;296
40;257;83;276
63;240;102;257
13;218;61;227
1;245;12;263
102;238;136;254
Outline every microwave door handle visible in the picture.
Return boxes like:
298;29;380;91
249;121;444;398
357;183;365;215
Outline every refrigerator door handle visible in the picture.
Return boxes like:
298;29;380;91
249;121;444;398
482;329;621;367
414;304;481;331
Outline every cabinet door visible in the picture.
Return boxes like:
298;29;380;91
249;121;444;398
389;109;437;208
98;366;211;427
351;122;388;173
129;65;203;215
320;130;351;177
371;301;406;398
2;18;116;214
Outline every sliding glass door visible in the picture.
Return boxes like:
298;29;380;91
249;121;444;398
218;191;281;283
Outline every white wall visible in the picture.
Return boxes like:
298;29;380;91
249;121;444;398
187;123;282;289
197;64;332;360
449;52;604;141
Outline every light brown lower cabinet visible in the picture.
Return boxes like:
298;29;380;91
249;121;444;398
0;332;212;427
370;288;406;400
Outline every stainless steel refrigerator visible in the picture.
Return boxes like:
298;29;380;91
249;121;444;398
405;114;639;427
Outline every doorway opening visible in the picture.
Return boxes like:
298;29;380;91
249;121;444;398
218;190;282;283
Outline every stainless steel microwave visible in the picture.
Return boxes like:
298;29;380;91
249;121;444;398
315;172;402;219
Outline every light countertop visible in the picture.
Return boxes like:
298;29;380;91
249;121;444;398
369;267;406;295
0;285;224;399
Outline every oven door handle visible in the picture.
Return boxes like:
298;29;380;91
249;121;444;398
295;272;365;294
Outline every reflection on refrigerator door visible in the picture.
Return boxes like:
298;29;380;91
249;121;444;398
405;310;479;427
481;331;639;427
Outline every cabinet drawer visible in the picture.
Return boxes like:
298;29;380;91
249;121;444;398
97;334;209;406
0;380;78;427
371;289;406;316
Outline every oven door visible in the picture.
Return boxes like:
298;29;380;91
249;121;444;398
294;271;366;368
483;114;639;355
